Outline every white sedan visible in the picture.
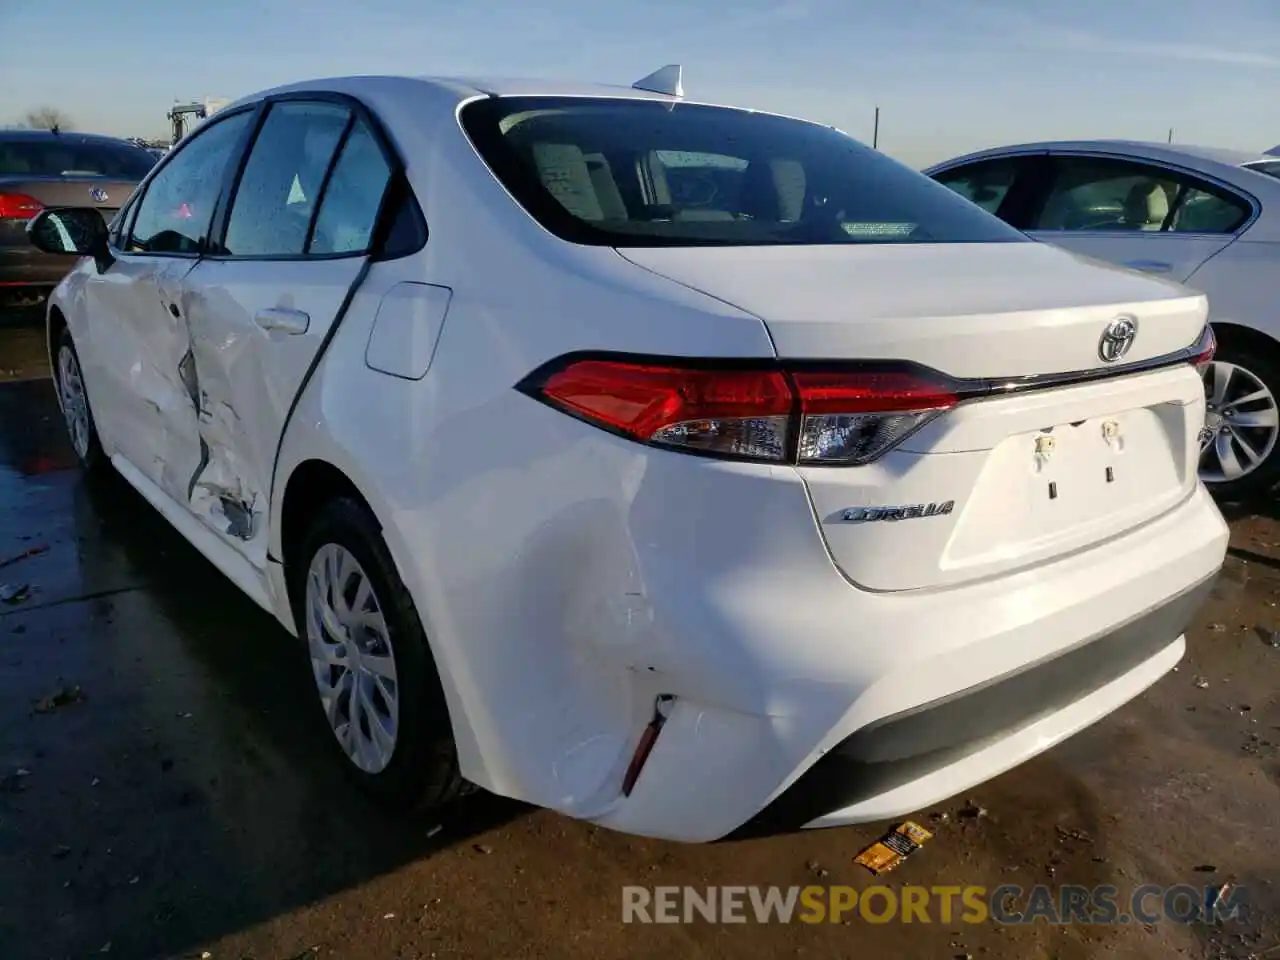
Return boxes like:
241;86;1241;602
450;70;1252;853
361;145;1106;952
926;141;1280;498
30;71;1225;842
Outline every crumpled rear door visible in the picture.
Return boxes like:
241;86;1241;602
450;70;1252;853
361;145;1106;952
167;256;364;566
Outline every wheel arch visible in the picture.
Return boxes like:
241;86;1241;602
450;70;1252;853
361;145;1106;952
277;457;380;599
272;453;487;789
46;303;67;369
1211;320;1280;360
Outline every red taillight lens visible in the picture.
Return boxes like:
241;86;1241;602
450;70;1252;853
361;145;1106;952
0;192;44;221
539;360;794;461
1189;325;1216;372
527;358;959;465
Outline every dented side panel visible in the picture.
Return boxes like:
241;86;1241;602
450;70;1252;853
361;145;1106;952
80;256;206;493
173;256;365;566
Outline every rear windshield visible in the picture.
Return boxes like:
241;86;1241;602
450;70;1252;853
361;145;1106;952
461;97;1026;247
0;136;156;179
1246;160;1280;181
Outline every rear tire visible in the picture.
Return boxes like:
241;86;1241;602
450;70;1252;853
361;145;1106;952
290;497;464;813
1200;333;1280;500
54;326;105;472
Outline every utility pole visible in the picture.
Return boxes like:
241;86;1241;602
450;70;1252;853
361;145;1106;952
1167;127;1174;144
873;106;880;150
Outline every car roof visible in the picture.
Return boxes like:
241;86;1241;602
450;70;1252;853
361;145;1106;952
0;128;145;147
227;73;685;113
927;139;1273;174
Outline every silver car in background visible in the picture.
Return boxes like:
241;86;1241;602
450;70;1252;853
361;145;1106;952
926;141;1280;498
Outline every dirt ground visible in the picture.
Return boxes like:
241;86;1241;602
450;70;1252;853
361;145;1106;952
0;313;1276;960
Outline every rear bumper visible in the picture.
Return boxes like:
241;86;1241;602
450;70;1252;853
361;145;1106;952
0;241;77;288
727;574;1212;838
586;481;1226;842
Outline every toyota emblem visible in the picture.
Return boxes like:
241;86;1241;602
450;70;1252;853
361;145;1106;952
90;187;109;203
1098;316;1137;363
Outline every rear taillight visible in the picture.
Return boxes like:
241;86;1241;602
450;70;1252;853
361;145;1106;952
791;370;959;465
1189;324;1216;372
523;357;961;466
0;192;43;221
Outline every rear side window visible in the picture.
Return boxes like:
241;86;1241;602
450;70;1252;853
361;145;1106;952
309;120;392;254
461;97;1026;247
1032;157;1249;234
223;101;351;257
0;136;155;179
932;158;1021;215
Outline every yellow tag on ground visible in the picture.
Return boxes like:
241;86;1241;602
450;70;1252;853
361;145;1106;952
853;821;934;875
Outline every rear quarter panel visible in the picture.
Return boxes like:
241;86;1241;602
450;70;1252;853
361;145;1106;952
1185;239;1280;343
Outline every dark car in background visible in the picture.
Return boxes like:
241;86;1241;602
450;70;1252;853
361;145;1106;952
0;129;156;308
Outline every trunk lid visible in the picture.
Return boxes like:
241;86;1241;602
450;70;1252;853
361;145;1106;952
618;242;1210;591
0;175;139;230
617;242;1206;376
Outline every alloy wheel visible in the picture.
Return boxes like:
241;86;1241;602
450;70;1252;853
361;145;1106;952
1199;360;1280;483
305;543;400;774
57;344;91;461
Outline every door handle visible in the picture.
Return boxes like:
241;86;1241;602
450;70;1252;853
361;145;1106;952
1124;259;1173;274
255;307;310;335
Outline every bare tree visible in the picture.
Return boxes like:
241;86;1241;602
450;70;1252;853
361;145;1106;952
20;107;74;131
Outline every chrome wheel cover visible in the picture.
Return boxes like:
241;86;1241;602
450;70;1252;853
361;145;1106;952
1200;360;1280;484
305;543;400;774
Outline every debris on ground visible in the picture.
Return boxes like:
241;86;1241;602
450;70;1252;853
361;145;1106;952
0;543;49;570
0;582;31;604
1194;864;1218;872
1207;622;1228;633
806;859;829;878
473;843;494;855
1055;825;1093;844
1256;626;1280;649
854;821;933;875
1206;883;1237;921
33;684;86;713
957;802;988;821
1195;677;1211;689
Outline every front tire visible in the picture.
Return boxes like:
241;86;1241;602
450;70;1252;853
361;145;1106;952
54;326;105;472
1200;335;1280;499
291;497;464;813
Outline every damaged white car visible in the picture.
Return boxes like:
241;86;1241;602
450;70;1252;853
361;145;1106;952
32;69;1227;842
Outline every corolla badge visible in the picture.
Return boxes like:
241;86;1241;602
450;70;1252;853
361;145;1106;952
839;501;955;523
1098;316;1137;363
90;187;109;203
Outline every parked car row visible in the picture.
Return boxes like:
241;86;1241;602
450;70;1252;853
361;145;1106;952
16;73;1235;842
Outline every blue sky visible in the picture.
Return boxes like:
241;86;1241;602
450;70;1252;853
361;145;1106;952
2;0;1278;167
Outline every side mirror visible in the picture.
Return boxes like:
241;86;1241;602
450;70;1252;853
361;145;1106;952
27;208;114;273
